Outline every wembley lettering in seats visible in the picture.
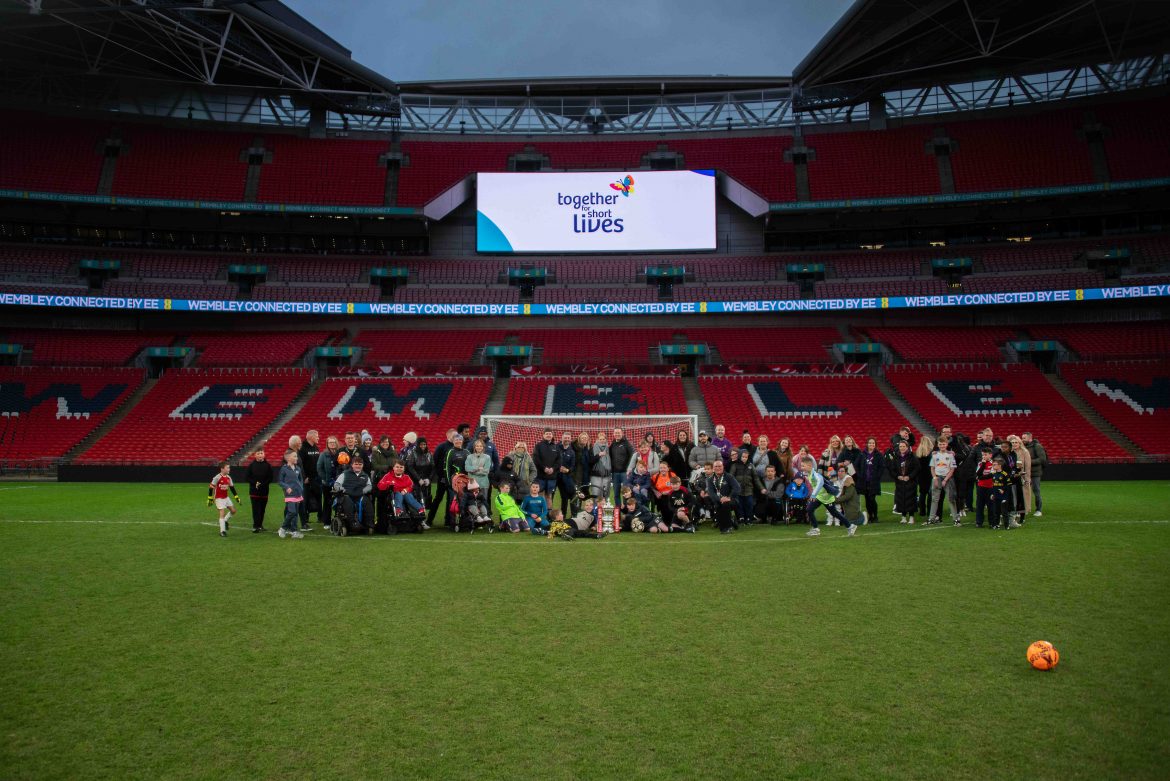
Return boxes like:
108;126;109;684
1085;377;1170;414
327;383;453;420
543;382;646;415
169;385;277;420
0;382;128;419
747;382;842;418
927;380;1033;416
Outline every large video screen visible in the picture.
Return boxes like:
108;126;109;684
476;170;716;253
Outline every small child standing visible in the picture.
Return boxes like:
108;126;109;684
207;461;240;537
244;447;274;533
519;482;549;536
277;449;304;539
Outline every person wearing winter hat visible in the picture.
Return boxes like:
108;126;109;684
405;435;434;513
475;425;500;472
400;431;418;459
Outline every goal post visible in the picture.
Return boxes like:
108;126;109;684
481;414;698;453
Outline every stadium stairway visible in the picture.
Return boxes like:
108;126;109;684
63;378;157;463
481;377;510;418
1043;373;1145;459
872;373;934;439
231;375;324;462
681;375;713;435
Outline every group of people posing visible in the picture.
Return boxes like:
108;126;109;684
209;420;1047;539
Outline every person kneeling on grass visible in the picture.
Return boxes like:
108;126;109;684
207;460;240;538
623;493;665;533
277;449;304;539
520;482;550;536
666;476;696;533
494;481;530;534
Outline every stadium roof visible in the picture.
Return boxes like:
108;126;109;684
0;0;399;114
396;76;792;98
794;0;1170;109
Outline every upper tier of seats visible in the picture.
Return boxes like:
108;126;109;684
3;233;1166;301
3;329;172;366
859;326;1020;362
689;327;841;363
350;329;507;365
502;376;688;416
0;366;144;463
1059;362;1170;456
77;368;310;465
3;96;1165;208
265;376;493;459
884;363;1130;462
1026;322;1170;360
186;331;340;367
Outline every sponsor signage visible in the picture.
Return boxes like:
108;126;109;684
477;170;716;253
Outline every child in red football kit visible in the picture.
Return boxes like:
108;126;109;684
207;461;240;537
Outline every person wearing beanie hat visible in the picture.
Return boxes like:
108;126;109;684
405;435;434;514
475;425;500;471
400;431;418;459
332;450;374;532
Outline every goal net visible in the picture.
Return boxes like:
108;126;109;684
481;414;697;454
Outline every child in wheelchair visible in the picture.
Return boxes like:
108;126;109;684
376;461;428;534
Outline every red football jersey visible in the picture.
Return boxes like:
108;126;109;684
210;474;234;499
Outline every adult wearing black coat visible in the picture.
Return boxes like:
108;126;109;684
608;427;634;503
854;437;884;523
533;428;562;502
887;440;920;523
428;429;456;527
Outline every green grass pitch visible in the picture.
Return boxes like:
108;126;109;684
2;481;1169;780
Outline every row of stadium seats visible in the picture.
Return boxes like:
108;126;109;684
501;376;688;416
4;234;1167;289
3;96;1167;206
2;363;1165;465
7;323;1168;368
1;273;1126;305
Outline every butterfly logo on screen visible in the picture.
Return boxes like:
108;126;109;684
609;175;635;197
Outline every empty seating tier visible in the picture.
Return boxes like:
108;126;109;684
1026;322;1170;360
0;367;143;463
885;363;1130;462
77;368;310;465
503;376;688;416
266;376;493;456
3;329;171;366
350;330;506;365
1060;362;1170;456
700;375;913;458
859;326;1018;362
